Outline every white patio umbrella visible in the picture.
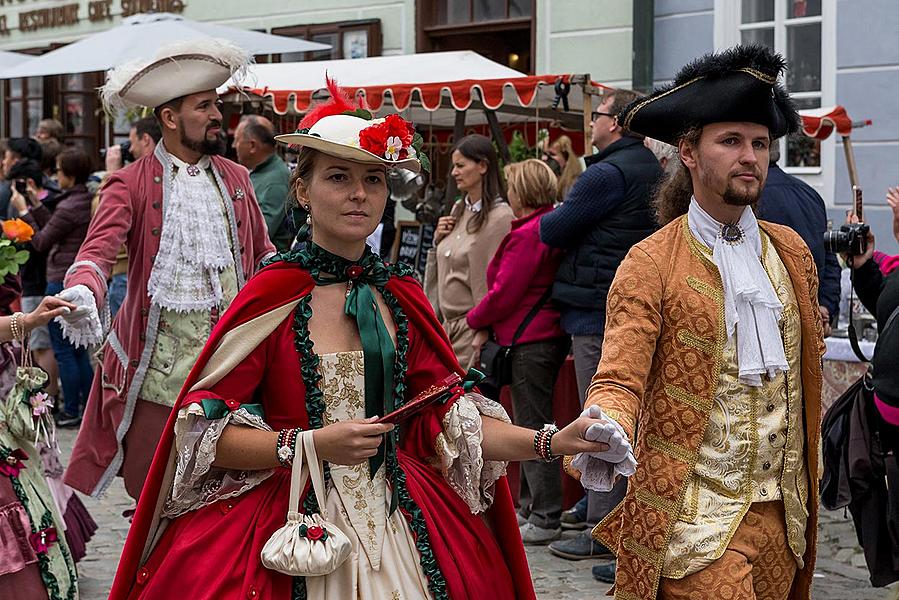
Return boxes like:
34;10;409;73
0;51;34;70
0;12;329;79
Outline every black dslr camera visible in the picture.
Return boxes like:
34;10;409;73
824;186;869;256
823;222;870;256
99;141;135;165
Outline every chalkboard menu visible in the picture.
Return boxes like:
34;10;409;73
417;223;435;275
392;221;435;279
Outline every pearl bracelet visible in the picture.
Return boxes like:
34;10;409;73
9;312;24;341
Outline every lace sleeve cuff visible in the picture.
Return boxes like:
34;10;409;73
432;392;510;515
162;401;275;518
56;284;104;348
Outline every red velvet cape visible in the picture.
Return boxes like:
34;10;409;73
109;260;535;599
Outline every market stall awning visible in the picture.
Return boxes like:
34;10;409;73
0;51;33;70
0;12;329;79
224;51;604;128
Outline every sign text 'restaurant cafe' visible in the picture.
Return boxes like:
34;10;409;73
0;0;185;34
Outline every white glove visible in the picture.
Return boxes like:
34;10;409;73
580;405;633;464
54;285;103;348
55;285;95;322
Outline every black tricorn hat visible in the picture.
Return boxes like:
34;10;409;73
618;45;801;145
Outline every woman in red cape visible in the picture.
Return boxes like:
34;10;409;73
109;88;607;600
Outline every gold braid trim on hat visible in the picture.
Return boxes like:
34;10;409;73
621;76;703;131
735;66;778;84
622;67;778;133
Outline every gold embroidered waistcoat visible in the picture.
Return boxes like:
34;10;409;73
662;232;808;578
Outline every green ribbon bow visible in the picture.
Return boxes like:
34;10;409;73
304;243;397;483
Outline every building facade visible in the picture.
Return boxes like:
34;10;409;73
0;0;894;251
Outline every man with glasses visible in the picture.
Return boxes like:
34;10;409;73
539;89;662;579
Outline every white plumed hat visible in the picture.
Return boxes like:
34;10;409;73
100;38;252;112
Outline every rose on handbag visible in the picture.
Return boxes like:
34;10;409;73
260;430;352;577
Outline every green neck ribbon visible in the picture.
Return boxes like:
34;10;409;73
304;242;396;484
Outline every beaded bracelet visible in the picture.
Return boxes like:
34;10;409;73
534;424;560;462
9;312;24;341
276;427;300;468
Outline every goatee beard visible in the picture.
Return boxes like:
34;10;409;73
180;131;223;156
722;183;760;207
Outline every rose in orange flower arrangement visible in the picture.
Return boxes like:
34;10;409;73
2;219;34;243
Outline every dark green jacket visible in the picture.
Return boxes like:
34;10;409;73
250;153;292;251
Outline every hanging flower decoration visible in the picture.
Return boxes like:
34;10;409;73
30;392;53;417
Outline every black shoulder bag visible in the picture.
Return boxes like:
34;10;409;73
478;287;554;390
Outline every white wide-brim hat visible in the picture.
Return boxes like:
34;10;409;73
276;114;422;173
101;39;251;111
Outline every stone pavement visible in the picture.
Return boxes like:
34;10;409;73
58;427;898;599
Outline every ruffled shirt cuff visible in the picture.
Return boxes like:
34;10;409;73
432;392;510;515
571;412;637;493
56;284;103;348
163;399;274;518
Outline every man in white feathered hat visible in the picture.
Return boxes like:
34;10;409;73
56;39;276;501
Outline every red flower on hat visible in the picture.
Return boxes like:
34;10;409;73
359;114;416;161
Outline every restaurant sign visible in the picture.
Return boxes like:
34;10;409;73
0;0;185;35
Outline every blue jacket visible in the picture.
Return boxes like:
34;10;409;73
758;164;841;318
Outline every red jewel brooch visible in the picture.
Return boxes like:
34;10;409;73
346;265;364;280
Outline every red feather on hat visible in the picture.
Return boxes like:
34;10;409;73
298;75;362;130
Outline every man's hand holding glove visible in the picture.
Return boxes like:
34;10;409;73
571;404;637;492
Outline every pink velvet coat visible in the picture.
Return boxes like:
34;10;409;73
63;146;276;497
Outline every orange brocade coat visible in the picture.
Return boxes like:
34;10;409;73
584;216;825;600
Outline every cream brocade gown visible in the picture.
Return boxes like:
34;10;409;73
306;351;431;600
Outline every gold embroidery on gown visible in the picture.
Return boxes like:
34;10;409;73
306;352;431;600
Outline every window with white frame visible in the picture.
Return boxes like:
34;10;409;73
739;0;822;169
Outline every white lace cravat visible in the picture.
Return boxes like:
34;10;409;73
146;147;235;313
687;198;788;386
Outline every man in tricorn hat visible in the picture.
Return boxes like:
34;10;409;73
567;45;825;599
56;39;276;501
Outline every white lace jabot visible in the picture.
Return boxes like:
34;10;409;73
146;145;235;313
687;198;788;386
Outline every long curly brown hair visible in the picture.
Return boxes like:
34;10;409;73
652;127;701;226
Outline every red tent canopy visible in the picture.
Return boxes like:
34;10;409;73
223;51;604;129
799;105;872;140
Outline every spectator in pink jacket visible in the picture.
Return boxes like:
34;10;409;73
467;158;569;545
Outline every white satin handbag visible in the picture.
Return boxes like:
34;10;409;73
260;430;352;576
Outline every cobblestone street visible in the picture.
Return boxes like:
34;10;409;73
60;428;898;600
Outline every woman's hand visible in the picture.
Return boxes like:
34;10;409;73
470;329;489;356
549;415;612;456
887;186;899;243
22;296;75;332
433;216;456;244
312;417;394;466
841;211;875;269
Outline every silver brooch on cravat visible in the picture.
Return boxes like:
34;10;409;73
186;164;201;177
720;222;745;245
233;187;245;201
